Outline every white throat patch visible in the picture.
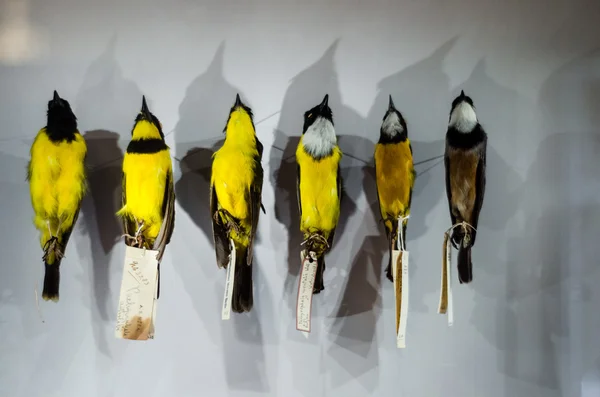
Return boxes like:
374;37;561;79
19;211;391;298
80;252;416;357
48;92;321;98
302;116;336;158
381;112;404;137
449;102;478;133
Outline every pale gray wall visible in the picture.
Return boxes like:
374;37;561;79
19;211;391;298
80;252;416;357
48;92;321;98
1;1;600;396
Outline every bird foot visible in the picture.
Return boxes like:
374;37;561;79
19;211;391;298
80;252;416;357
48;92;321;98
42;237;64;262
215;209;242;235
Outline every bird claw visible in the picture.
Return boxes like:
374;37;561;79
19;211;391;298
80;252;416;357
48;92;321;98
42;237;64;262
215;209;242;235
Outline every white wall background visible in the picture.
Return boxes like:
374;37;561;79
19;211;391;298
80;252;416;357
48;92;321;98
1;0;600;396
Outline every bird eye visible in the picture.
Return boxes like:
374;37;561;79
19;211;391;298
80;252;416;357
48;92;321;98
308;113;313;118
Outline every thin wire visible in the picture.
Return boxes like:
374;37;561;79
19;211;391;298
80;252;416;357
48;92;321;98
414;154;444;166
416;158;444;177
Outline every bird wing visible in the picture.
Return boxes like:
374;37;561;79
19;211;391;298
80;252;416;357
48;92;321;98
120;172;137;240
471;136;487;231
407;141;415;210
296;163;302;220
246;138;264;265
210;180;230;268
326;165;342;249
153;168;175;260
444;143;457;226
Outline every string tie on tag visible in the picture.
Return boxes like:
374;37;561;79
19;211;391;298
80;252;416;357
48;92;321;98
444;221;477;247
397;215;410;251
301;233;329;249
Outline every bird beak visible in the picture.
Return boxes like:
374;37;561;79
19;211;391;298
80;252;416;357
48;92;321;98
460;90;465;97
51;90;63;107
388;95;395;111
319;94;329;111
234;93;242;108
141;96;152;119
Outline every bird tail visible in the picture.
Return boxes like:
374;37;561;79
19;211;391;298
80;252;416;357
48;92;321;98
385;218;399;282
457;241;473;284
313;255;325;294
42;257;61;302
231;244;253;313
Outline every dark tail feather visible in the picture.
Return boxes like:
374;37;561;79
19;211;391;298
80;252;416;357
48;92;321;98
457;244;473;284
385;218;399;282
231;245;253;313
313;255;326;294
42;260;61;302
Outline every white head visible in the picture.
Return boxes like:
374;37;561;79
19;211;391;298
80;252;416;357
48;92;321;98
302;94;336;158
302;116;336;158
449;90;478;133
381;95;406;139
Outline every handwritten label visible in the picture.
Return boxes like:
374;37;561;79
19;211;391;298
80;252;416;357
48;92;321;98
115;246;159;340
296;250;318;333
221;239;236;320
446;240;453;327
393;250;409;348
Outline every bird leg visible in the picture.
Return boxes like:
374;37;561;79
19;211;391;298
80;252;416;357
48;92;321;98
214;209;242;236
122;220;146;248
301;233;329;263
46;220;53;237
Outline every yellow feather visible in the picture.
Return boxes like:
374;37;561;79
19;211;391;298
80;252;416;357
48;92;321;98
374;139;414;229
29;128;87;251
211;108;258;245
296;139;342;239
117;119;172;243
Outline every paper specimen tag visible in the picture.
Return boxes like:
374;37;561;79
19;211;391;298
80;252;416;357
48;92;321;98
438;235;454;326
393;250;409;348
445;240;453;326
296;250;318;333
221;239;236;320
115;246;159;340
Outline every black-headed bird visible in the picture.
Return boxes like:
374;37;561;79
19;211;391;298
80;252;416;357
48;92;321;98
117;96;175;296
296;94;342;294
375;95;415;282
444;90;487;283
28;90;87;302
210;94;264;313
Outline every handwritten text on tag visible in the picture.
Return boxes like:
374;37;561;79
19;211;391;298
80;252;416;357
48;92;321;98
115;246;159;340
296;251;318;333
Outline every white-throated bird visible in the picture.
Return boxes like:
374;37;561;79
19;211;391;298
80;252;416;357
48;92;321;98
375;95;415;281
444;90;487;283
296;94;342;293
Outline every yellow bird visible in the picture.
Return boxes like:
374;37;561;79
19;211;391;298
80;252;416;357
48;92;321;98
211;94;264;313
375;95;415;282
296;94;342;294
28;90;87;302
117;96;175;297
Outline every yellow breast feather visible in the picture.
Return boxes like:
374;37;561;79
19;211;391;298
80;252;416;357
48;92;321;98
29;129;87;242
211;108;259;227
119;149;172;239
296;142;342;235
375;139;414;220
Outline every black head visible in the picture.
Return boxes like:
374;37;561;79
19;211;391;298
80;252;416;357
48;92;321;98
46;90;78;141
379;94;407;141
224;93;255;132
303;94;333;134
450;90;475;116
133;95;164;138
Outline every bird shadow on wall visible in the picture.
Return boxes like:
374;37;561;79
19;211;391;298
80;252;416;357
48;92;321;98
488;49;600;397
172;41;269;393
0;152;43;338
270;39;363;330
74;35;140;359
324;37;459;391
